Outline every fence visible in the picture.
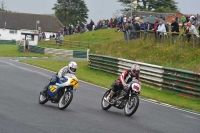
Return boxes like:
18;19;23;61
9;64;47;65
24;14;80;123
0;40;16;44
88;54;200;99
125;30;200;46
45;39;90;49
18;45;88;58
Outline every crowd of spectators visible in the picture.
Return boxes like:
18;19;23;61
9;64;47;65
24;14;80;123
47;13;200;44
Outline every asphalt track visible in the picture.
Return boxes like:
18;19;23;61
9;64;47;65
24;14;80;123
0;58;199;133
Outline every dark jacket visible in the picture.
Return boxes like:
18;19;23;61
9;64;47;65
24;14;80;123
171;22;179;32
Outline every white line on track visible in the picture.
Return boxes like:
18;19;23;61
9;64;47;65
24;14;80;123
2;59;200;116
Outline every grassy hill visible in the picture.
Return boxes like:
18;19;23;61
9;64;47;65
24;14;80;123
38;28;200;72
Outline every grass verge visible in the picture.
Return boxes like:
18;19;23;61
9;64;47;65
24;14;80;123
20;60;200;113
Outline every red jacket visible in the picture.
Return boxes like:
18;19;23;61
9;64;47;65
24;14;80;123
116;70;140;84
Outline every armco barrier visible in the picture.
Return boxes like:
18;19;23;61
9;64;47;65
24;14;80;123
18;45;24;52
45;48;73;58
29;45;45;54
89;54;163;88
163;67;200;98
73;51;87;58
0;40;16;44
21;45;88;58
89;54;200;98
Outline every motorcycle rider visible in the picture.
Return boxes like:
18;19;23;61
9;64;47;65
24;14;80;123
105;64;140;102
41;61;78;96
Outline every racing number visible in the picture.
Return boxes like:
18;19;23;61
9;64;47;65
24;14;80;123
50;85;57;92
133;85;140;91
70;78;79;88
70;78;78;86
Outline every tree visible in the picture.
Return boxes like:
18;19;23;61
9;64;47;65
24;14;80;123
117;0;179;13
52;0;89;26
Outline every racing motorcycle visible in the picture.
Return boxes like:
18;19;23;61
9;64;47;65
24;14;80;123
101;78;141;116
38;73;79;110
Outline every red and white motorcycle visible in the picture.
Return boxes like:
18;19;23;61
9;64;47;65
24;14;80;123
101;78;141;116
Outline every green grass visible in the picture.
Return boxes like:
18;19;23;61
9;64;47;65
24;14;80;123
20;60;200;113
40;28;200;72
38;28;124;50
0;45;50;57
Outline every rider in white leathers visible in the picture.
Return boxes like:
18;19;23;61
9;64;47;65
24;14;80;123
41;61;78;96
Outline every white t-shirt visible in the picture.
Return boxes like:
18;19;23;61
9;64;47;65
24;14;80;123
189;25;199;37
157;24;166;35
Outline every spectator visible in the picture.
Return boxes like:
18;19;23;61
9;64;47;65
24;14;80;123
140;21;146;30
109;18;113;28
133;20;140;38
181;16;186;28
56;32;64;45
188;21;199;38
89;19;94;31
183;23;191;42
145;21;153;31
153;17;159;31
63;26;67;36
198;22;200;35
123;15;127;26
156;21;167;39
171;18;179;32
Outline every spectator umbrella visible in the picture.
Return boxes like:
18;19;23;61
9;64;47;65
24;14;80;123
142;17;167;24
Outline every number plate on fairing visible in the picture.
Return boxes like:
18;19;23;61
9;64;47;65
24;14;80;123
70;78;79;88
131;83;141;92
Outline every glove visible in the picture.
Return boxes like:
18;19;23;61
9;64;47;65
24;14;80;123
122;82;127;87
60;77;64;82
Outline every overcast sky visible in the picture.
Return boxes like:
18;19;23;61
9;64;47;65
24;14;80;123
3;0;200;23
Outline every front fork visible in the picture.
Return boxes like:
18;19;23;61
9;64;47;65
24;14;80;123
128;91;132;105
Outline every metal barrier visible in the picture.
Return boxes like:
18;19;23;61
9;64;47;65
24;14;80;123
0;40;16;44
19;45;88;58
88;54;200;98
29;45;45;54
163;67;200;98
89;54;163;88
18;45;24;52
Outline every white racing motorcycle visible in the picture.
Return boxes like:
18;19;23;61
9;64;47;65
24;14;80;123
101;78;141;116
39;74;79;110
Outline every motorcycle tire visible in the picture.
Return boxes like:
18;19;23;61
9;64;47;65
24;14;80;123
38;92;48;105
124;95;139;116
58;91;73;110
101;89;111;110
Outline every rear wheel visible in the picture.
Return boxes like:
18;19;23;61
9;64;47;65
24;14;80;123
101;90;111;110
58;91;73;110
124;95;139;116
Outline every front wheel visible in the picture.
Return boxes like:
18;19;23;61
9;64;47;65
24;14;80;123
124;95;139;116
101;90;111;110
58;91;73;110
38;93;48;104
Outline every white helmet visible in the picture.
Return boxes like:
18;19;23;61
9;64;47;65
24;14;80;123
131;64;140;76
68;61;77;74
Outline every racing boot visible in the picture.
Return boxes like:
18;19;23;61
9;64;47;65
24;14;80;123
105;90;115;102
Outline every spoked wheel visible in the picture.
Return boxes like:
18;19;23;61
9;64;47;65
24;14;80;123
38;92;48;104
124;95;139;116
101;90;111;110
58;91;73;110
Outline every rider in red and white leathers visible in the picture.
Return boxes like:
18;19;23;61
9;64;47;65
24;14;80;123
106;64;140;101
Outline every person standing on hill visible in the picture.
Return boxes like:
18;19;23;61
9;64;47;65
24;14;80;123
181;16;187;28
171;18;179;33
188;21;199;38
